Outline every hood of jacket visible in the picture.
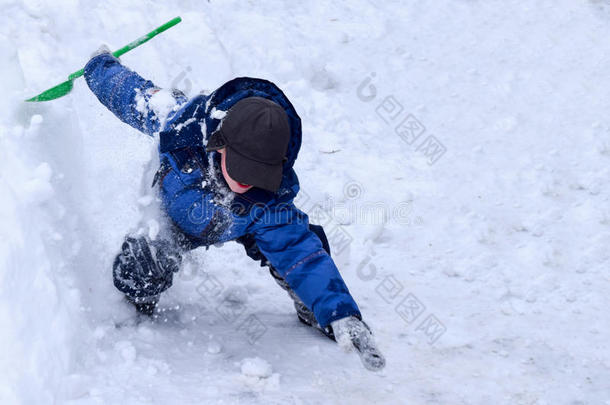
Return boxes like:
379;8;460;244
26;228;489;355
159;77;302;200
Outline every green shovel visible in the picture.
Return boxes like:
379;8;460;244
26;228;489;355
25;16;182;102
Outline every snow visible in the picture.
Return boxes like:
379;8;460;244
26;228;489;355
211;108;227;120
240;357;273;378
135;87;180;129
239;357;280;393
1;0;610;404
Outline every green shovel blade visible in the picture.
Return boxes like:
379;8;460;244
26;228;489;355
25;79;74;102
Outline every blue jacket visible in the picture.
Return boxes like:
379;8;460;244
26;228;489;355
84;53;361;328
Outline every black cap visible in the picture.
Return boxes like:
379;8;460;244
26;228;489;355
206;97;291;192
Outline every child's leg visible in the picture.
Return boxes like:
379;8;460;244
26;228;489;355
267;265;319;328
236;223;334;338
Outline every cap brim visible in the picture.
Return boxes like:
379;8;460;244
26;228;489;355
225;146;283;192
205;131;226;152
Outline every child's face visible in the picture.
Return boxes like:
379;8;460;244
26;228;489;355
218;148;253;194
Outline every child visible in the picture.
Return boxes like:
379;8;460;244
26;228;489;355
84;48;384;371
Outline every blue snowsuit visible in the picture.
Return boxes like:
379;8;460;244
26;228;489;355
84;53;361;328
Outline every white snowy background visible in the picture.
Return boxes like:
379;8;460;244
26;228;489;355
1;0;609;404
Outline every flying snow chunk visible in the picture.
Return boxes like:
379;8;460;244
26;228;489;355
114;340;137;364
239;357;280;391
30;114;43;125
135;88;179;129
149;90;180;125
137;195;154;206
210;108;226;120
240;357;273;378
22;162;54;203
147;218;160;240
207;340;222;354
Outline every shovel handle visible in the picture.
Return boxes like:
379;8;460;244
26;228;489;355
67;16;182;81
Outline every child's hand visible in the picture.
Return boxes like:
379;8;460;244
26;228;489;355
331;316;386;371
91;44;113;59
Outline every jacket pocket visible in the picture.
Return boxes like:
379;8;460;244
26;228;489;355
170;148;207;189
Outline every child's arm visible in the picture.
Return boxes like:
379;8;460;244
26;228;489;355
84;52;187;136
249;204;362;329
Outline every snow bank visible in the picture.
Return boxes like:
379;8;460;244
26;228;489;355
0;40;83;403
